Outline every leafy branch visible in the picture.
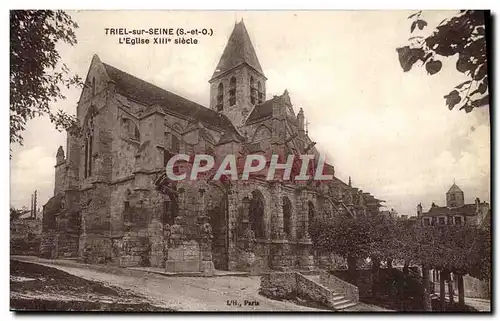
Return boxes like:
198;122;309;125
10;10;83;148
396;10;489;113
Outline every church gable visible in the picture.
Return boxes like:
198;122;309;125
77;54;112;123
251;124;272;142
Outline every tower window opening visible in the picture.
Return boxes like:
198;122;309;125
229;77;236;106
257;81;263;104
84;114;95;179
250;76;256;105
216;83;224;111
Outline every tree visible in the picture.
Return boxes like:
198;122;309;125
414;224;491;311
10;207;23;221
365;214;398;297
396;10;489;113
10;10;82;147
309;214;371;280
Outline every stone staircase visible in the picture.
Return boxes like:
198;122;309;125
260;271;359;311
303;274;358;310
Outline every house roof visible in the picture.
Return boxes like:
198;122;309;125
210;20;264;81
447;183;463;194
422;203;477;217
102;62;238;135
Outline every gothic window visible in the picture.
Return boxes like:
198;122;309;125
438;217;446;225
283;197;292;238
450;194;456;201
257;81;263;104
164;134;180;167
83;113;95;178
423;218;430;226
121;118;140;141
172;135;180;153
229;77;236;106
249;190;265;238
163;196;178;226
92;77;96;96
216;83;224;111
133;124;140;141
250;76;256;105
455;216;462;225
308;201;315;223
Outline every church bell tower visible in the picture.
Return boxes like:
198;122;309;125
209;20;267;128
446;182;465;208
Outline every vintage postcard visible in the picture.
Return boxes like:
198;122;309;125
9;10;491;312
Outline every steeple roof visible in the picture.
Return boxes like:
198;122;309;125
210;20;264;81
447;183;463;194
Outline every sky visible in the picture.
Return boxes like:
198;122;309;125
10;10;491;216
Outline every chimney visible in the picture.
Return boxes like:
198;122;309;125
30;193;34;219
33;190;37;219
417;203;423;216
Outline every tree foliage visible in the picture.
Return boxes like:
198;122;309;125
10;10;82;146
309;215;371;262
396;10;489;113
310;213;491;281
10;207;23;221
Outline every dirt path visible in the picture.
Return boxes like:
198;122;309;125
464;298;491;312
11;256;325;312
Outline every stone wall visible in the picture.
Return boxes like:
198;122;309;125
320;270;359;302
119;185;165;267
259;272;297;299
260;272;352;309
11;219;42;256
464;275;490;299
330;269;372;298
79;183;113;264
296;273;343;307
39;232;58;258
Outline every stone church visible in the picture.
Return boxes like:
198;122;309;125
41;20;383;274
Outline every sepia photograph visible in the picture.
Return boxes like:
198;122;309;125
9;9;491;312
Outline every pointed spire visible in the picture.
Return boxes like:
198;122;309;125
305;118;310;134
210;21;264;81
56;146;65;165
348;176;352;187
447;180;463;193
56;146;64;157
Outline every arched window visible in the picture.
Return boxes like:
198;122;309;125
283;197;292;238
257;81;263;104
229;77;236;106
216;83;224;111
250;76;256;105
134;125;140;141
308;201;315;223
163;194;178;226
249;190;265;238
171;135;180;153
121;118;140;141
164;134;180;167
84;114;95;178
